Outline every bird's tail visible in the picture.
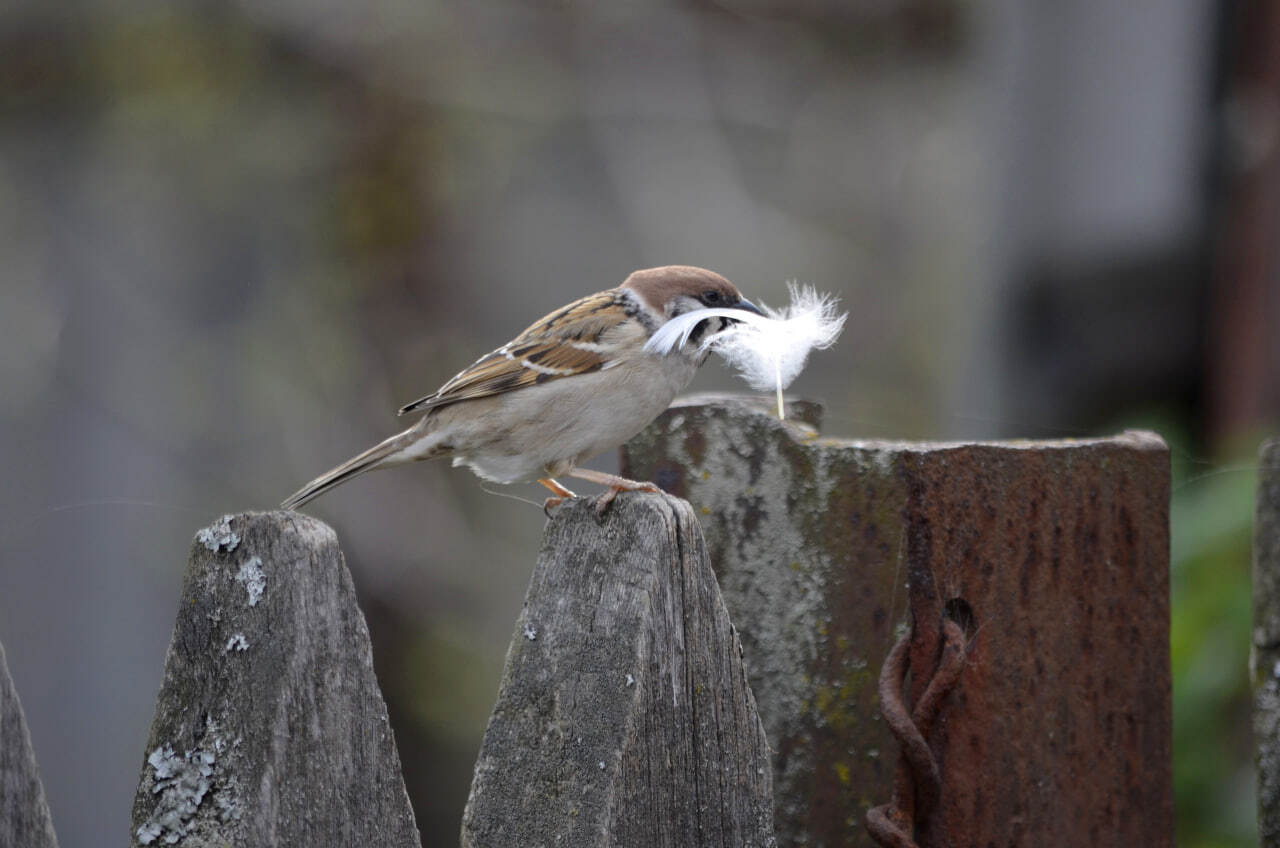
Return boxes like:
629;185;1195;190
281;424;445;510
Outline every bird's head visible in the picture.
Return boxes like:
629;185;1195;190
622;265;763;331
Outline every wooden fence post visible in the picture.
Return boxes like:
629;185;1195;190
622;394;1172;847
461;494;776;848
1254;438;1280;843
130;512;420;847
0;640;60;848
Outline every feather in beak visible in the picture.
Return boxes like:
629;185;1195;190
644;283;847;419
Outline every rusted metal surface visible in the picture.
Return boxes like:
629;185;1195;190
622;393;1172;847
865;620;966;848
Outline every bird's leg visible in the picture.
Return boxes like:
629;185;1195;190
567;468;662;516
538;477;577;514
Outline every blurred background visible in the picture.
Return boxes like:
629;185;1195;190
0;0;1276;845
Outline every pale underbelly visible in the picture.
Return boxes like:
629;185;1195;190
445;355;697;483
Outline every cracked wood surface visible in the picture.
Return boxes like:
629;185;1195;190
130;511;419;848
461;493;775;848
0;639;59;848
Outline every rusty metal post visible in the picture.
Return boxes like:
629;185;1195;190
622;394;1173;847
1253;438;1280;843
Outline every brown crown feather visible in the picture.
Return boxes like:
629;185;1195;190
620;265;741;315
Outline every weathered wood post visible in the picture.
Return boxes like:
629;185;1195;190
622;394;1173;847
0;640;60;848
130;512;420;847
461;494;776;848
1254;438;1280;843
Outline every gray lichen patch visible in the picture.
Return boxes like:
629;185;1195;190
134;744;215;845
134;713;241;846
196;515;240;553
234;557;265;607
133;511;420;847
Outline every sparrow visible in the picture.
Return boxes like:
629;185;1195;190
282;265;763;514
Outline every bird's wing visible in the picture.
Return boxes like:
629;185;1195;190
398;290;646;416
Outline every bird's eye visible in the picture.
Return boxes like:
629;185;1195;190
702;290;722;305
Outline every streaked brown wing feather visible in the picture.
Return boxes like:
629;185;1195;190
397;290;632;416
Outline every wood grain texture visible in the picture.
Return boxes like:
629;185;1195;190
130;512;419;847
0;640;60;848
461;493;775;848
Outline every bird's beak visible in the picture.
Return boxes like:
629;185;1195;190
734;297;765;317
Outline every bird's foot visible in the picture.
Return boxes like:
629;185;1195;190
538;478;577;517
593;484;661;517
565;469;662;517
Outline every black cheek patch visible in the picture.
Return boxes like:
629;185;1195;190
686;318;720;346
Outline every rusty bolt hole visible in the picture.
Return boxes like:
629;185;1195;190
943;597;976;640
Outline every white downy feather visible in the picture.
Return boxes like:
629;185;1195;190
644;283;847;418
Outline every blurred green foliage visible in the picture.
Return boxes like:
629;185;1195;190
1170;430;1261;847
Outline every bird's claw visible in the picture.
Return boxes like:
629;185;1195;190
593;481;661;518
593;490;618;518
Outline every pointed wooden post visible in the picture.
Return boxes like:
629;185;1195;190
131;512;420;847
461;494;776;848
0;640;60;848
